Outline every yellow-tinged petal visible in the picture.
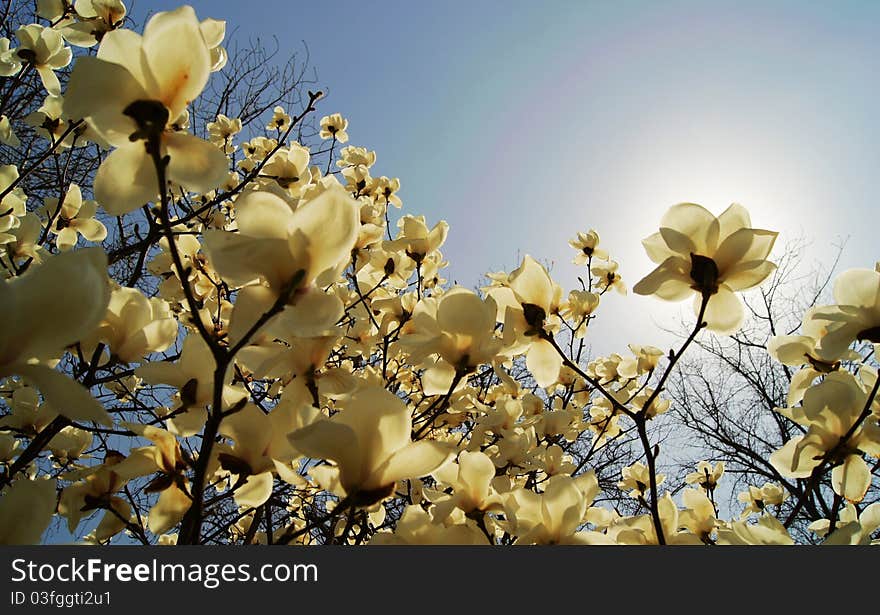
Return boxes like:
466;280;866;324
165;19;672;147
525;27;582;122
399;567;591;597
234;190;295;239
140;6;211;120
526;338;562;388
234;472;274;509
767;335;814;365
202;231;288;288
371;440;454;489
723;260;777;291
660;203;720;255
699;284;744;334
715;202;751;240
458;451;495;504
96;29;148;88
437;288;496;339
832;455;871;503
1;247;109;360
509;255;553;309
712;227;758;274
641;231;677;264
770;436;815;479
0;478;56;544
288;185;359;287
276;288;344;337
147;483;190;535
63;55;146;143
632;257;692;300
15;363;112;425
833;268;880;308
164;132;228;195
93;141;158;215
288;421;359;478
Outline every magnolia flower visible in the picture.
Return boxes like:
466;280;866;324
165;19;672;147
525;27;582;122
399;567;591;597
203;184;359;338
561;290;600;337
487;255;564;388
767;306;859;405
216;401;314;508
7;25;72;95
288;386;454;506
388;215;447;264
591;259;626;295
0;165;26;234
503;473;602;545
617;344;664;379
342;164;372;196
685;460;725;492
633;203;777;334
398;287;502;393
0;385;57;436
63;0;127;47
26;95;80;148
267;105;291;131
369;505;488;545
0;432;20;463
48;426;92;463
370;176;401;208
45;184;108;250
429;450;505;521
58;451;132;540
737;482;787;517
110;423;193;535
206;114;242;153
320;113;349;143
618;461;664;499
3;212;44;265
569;229;608;264
808;265;880;358
716;514;793;545
603;493;702;545
85;284;178;363
337;146;376;169
0;248;111;424
260;144;311;194
812;502;880;545
0;37;21;77
678;488;718;543
63;6;228;214
770;370;879;502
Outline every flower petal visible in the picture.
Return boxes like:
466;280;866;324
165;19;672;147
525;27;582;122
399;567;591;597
0;478;56;544
371;440;454;489
660;203;719;255
234;472;274;509
526;338;562;388
632;256;692;300
141;6;211;119
164;132;228;195
14;363;113;425
699;284;744;334
832;455;871;503
94;141;158;215
147;483;190;535
63;55;145;144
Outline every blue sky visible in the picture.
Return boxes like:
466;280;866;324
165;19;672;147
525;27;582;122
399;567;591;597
140;0;879;351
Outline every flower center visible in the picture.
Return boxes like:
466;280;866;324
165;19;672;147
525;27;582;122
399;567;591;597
689;253;719;297
123;99;170;142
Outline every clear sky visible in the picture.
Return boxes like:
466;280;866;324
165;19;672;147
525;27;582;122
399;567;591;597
139;0;879;352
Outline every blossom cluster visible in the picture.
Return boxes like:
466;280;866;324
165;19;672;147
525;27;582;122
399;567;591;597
0;3;878;546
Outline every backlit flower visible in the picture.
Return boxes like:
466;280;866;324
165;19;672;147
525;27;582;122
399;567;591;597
633;203;777;334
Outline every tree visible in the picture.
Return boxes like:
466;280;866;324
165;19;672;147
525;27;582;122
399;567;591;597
1;1;878;546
